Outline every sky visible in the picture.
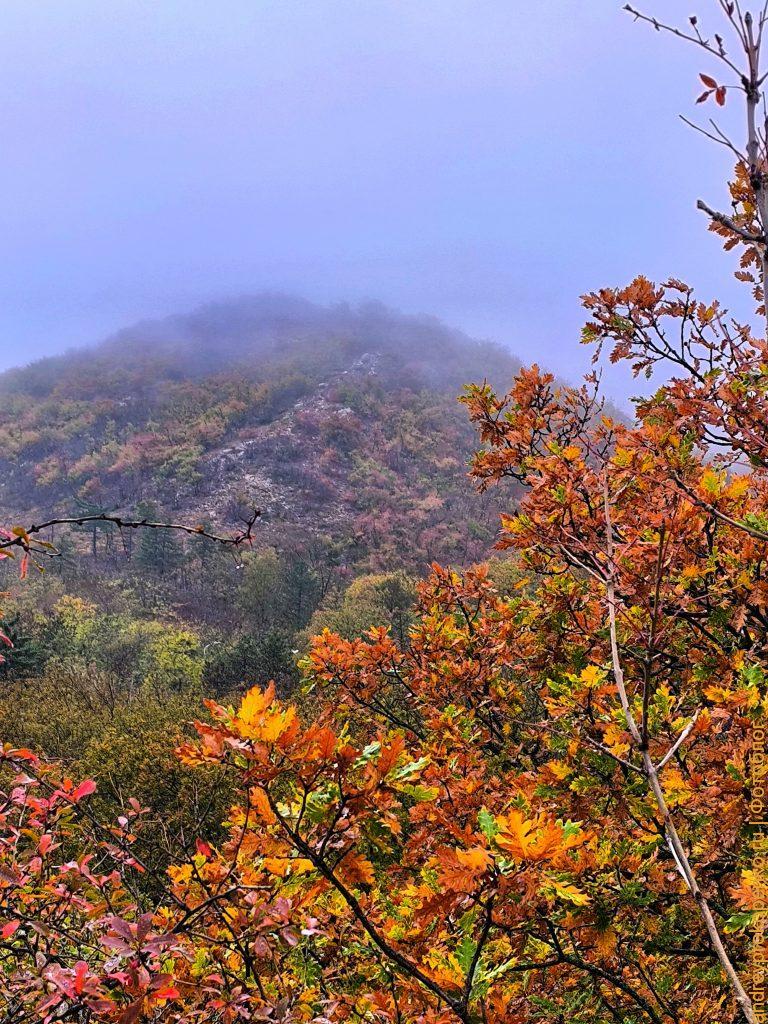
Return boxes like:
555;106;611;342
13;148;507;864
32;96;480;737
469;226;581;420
0;0;755;403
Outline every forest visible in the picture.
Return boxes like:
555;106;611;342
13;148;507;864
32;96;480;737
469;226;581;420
2;2;768;1023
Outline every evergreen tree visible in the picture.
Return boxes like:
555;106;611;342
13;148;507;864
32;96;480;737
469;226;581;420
134;501;183;577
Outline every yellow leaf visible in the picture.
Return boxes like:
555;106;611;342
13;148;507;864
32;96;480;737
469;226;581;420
662;768;692;807
544;760;572;782
595;926;617;957
238;682;275;724
603;723;630;757
612;447;633;469
262;857;314;877
168;863;193;885
544;877;590;906
701;469;723;497
234;683;298;742
725;475;750;500
424;949;464;990
580;665;604;689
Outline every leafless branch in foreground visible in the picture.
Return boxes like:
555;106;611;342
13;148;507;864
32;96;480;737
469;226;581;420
0;508;261;559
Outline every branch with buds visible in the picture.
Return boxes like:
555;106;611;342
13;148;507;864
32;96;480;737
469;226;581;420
627;2;768;336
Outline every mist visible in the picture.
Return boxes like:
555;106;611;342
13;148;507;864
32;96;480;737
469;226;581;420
0;0;753;403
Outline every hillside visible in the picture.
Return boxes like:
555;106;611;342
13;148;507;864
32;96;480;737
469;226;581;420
0;296;522;612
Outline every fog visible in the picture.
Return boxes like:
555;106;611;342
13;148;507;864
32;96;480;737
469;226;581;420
0;0;754;403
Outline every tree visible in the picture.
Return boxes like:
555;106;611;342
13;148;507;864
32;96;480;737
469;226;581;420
236;548;285;628
203;628;298;695
135;502;184;577
0;612;48;679
79;498;125;560
304;570;417;647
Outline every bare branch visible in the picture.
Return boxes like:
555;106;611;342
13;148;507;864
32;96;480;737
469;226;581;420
696;198;765;242
629;2;768;337
623;5;743;75
656;711;701;771
602;478;642;747
584;734;644;776
679;115;744;160
0;508;261;557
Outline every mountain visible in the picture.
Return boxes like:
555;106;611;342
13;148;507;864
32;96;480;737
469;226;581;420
0;296;523;596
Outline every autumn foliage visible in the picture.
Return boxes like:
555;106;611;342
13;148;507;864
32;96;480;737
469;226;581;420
4;322;768;1024
6;4;768;1024
2;434;767;1024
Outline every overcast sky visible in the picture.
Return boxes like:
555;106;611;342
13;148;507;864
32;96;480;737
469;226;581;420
0;0;754;402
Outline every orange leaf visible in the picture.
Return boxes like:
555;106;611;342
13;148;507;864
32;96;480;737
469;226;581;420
338;852;375;886
495;810;564;862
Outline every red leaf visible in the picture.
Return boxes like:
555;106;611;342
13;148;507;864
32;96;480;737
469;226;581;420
1;921;19;939
696;90;713;104
6;748;36;763
700;73;718;89
154;985;180;1000
72;779;97;802
716;86;726;106
195;838;212;858
74;960;89;996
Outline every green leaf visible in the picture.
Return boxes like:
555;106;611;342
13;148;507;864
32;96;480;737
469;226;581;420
478;807;497;841
392;756;429;780
455;935;477;973
560;819;583;841
725;911;757;933
399;783;438;803
353;741;381;769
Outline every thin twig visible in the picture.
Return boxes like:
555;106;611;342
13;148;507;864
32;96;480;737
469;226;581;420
672;471;768;543
679;115;744;160
623;5;743;75
584;734;644;776
656;711;701;771
0;509;260;556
